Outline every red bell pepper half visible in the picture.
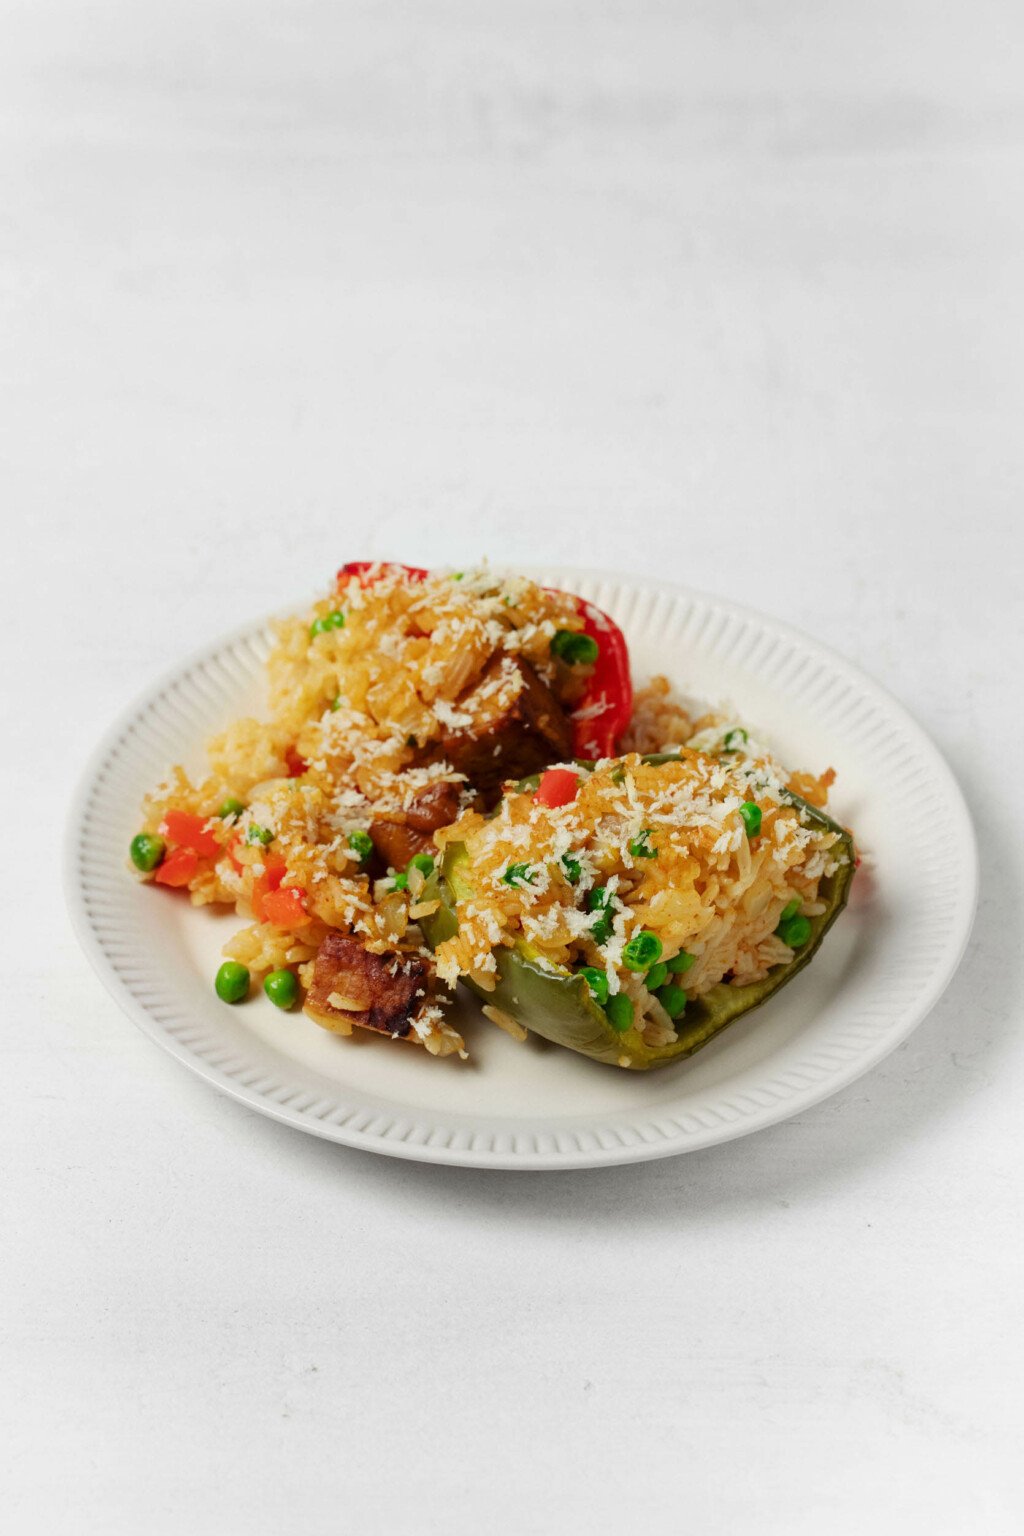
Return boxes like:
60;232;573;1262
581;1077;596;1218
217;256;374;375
333;563;633;758
337;561;428;587
565;599;633;760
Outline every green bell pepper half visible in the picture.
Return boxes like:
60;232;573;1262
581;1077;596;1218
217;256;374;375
419;754;856;1071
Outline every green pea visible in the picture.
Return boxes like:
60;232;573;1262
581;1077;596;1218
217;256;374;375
391;871;409;891
502;863;535;888
550;629;599;666
348;829;374;865
780;899;800;923
722;727;749;752
561;853;582;885
215;961;250;1004
667;950;696;974
246;824;274;847
629;829;658;859
739;801;762;838
605;994;634;1032
218;797;245;820
129;832;165;872
310;610;345;638
622;930;663;972
263;969;298;1010
657;983;688;1019
408;852;435;877
579;966;609;1006
778;914;812;949
645;961;668;992
586;886;609;913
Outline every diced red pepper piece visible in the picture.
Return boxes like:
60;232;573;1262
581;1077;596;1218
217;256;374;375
284;745;308;777
160;809;220;858
337;561;428;588
153;847;199;887
534;768;581;808
251;858;287;922
261;885;312;929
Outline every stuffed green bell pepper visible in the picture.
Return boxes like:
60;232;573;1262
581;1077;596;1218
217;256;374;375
420;749;856;1070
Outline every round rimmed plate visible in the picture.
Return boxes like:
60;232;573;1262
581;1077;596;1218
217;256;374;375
65;570;977;1171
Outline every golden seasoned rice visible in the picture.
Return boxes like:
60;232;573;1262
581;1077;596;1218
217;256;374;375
135;565;588;1055
133;566;843;1060
435;742;844;1050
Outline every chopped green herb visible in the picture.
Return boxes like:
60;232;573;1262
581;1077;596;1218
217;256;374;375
310;609;345;638
502;863;535;888
586;886;609;912
245;824;274;847
590;914;613;946
739;802;762;838
561;853;582;885
610;767;626;786
629;828;658;859
722;727;749;752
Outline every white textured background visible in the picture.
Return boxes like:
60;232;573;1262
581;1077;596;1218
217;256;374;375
3;3;1023;1532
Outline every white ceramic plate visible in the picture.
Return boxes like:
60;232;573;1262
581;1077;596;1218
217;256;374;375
65;570;977;1170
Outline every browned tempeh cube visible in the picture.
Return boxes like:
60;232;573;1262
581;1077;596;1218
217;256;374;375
304;932;429;1039
435;658;573;797
369;780;463;871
